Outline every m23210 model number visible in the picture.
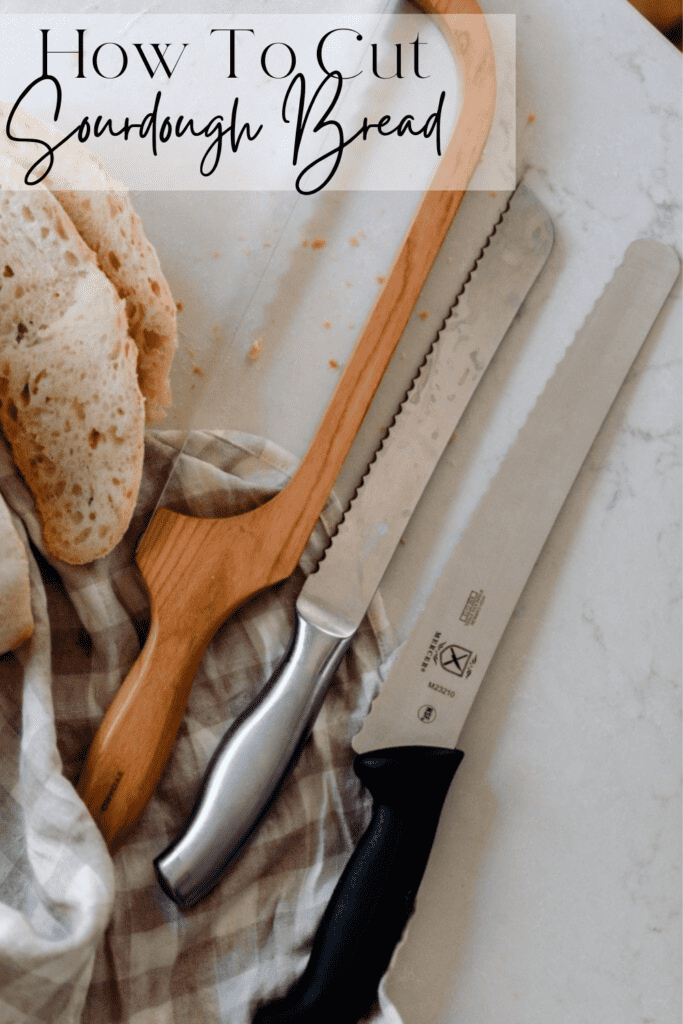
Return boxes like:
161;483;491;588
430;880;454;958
428;681;455;699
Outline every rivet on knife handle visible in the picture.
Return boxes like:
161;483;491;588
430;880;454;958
254;239;680;1023
76;0;496;853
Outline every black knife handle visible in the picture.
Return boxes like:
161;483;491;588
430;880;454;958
253;745;463;1024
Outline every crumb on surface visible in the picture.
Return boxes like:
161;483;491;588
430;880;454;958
528;113;536;123
176;300;184;312
211;250;221;259
263;241;271;248
329;358;339;369
349;237;359;247
311;238;326;249
376;275;385;284
419;310;429;320
248;337;263;361
323;321;331;329
193;366;204;377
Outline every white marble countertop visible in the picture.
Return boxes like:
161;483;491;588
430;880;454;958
152;6;680;1020
5;1;680;1021
381;4;682;1023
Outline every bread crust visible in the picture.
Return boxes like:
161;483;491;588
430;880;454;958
54;189;177;422
0;492;33;653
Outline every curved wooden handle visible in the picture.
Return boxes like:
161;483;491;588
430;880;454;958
77;1;496;852
77;614;200;852
77;510;246;853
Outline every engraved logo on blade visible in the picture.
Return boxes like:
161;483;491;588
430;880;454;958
420;631;478;679
418;705;436;723
439;644;473;677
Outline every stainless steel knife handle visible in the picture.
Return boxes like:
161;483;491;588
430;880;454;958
154;603;354;908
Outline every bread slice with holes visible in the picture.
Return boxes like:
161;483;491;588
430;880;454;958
0;155;145;564
1;100;177;422
51;188;177;422
0;492;33;653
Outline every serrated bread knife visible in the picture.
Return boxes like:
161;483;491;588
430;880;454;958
154;183;555;907
251;237;680;1024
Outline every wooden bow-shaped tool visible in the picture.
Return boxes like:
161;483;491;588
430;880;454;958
77;0;497;853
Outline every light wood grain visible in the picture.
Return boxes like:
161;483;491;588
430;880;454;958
77;0;497;853
628;0;681;30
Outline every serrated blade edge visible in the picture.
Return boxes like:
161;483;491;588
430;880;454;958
298;183;554;634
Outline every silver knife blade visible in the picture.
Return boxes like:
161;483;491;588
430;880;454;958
251;238;680;1024
154;183;555;908
353;237;681;755
301;182;554;634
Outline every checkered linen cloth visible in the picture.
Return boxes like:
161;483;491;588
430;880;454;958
0;429;405;1024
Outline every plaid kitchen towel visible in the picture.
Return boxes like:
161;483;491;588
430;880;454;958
0;429;405;1024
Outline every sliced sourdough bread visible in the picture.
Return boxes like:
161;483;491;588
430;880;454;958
0;155;145;564
1;100;177;422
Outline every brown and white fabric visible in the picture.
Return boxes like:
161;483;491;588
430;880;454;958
0;429;404;1024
